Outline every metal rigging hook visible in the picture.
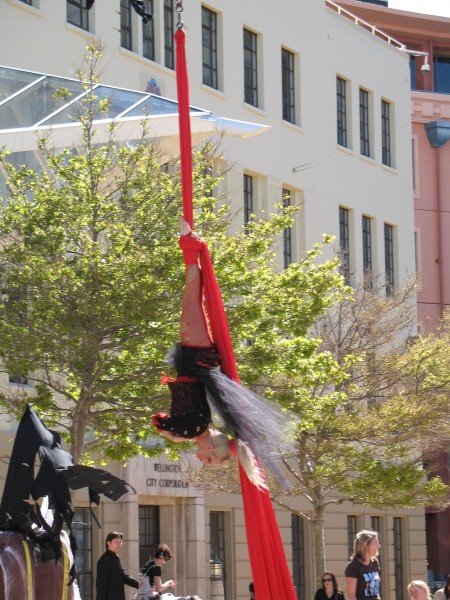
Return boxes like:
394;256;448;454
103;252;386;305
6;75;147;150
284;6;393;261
176;0;184;29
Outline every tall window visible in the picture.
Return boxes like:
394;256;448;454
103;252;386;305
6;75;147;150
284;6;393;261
202;7;218;89
347;515;358;561
292;515;306;600
384;223;394;295
339;207;350;285
244;29;258;107
409;56;417;90
381;100;391;167
243;174;254;227
210;511;227;596
362;215;372;287
120;0;132;50
371;516;380;534
337;76;348;147
139;505;160;568
164;0;175;70
283;188;292;268
433;55;450;93
371;516;382;564
393;518;404;600
72;508;93;600
360;88;370;157
67;0;90;31
142;0;155;60
282;49;295;124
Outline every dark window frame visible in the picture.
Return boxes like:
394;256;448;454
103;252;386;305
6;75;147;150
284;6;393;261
360;88;370;157
393;518;404;600
243;28;258;107
433;54;450;94
120;0;133;51
8;373;28;385
142;0;155;60
292;514;306;600
339;206;350;285
381;99;391;167
210;511;227;596
283;188;292;268
282;48;296;124
243;174;254;227
347;515;358;561
384;223;394;295
67;0;90;31
139;505;160;569
72;507;93;600
337;76;348;147
362;215;372;288
202;7;218;89
164;0;175;70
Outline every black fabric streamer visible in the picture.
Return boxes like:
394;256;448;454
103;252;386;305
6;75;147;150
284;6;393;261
129;0;153;23
86;0;152;24
0;405;134;577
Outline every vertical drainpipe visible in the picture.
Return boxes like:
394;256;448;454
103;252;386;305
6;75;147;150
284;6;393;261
424;121;450;319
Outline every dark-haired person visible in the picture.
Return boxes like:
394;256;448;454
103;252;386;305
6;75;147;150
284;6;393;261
315;572;346;600
249;581;255;600
434;576;450;600
96;531;139;600
345;530;381;600
141;543;177;595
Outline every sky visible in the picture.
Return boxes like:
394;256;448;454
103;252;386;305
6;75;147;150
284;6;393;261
388;0;450;18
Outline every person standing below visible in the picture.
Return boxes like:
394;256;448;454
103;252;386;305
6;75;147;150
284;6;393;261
315;572;346;600
96;531;139;600
408;581;432;600
141;543;177;595
433;576;450;600
345;530;381;600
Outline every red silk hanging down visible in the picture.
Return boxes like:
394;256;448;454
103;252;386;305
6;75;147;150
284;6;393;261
175;27;297;600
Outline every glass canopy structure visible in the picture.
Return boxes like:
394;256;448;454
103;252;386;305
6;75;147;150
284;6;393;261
0;65;270;194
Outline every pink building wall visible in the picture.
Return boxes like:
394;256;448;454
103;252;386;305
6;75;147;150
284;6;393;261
412;93;450;328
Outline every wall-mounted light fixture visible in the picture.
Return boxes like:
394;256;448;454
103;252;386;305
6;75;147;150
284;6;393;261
209;558;223;581
401;49;430;73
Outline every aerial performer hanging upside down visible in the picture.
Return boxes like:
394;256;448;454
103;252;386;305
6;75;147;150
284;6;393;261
152;218;295;489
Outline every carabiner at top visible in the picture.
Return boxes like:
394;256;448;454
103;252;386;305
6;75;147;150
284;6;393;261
176;0;184;29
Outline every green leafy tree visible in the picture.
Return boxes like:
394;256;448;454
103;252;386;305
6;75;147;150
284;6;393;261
191;279;450;582
0;46;347;466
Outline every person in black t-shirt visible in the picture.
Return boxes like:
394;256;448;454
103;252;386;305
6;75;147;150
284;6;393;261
141;543;176;595
345;530;381;600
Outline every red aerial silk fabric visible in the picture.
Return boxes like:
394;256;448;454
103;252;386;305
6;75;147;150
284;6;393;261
175;26;297;600
175;28;194;230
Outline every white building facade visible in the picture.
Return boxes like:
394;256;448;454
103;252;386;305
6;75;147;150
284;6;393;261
0;2;423;600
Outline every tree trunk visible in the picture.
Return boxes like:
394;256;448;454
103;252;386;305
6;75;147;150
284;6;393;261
311;504;326;588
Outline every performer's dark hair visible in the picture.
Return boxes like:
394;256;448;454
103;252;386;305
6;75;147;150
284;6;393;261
154;543;172;560
105;531;123;549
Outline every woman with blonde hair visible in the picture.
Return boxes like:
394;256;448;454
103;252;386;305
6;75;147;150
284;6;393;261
407;581;432;600
345;530;381;600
